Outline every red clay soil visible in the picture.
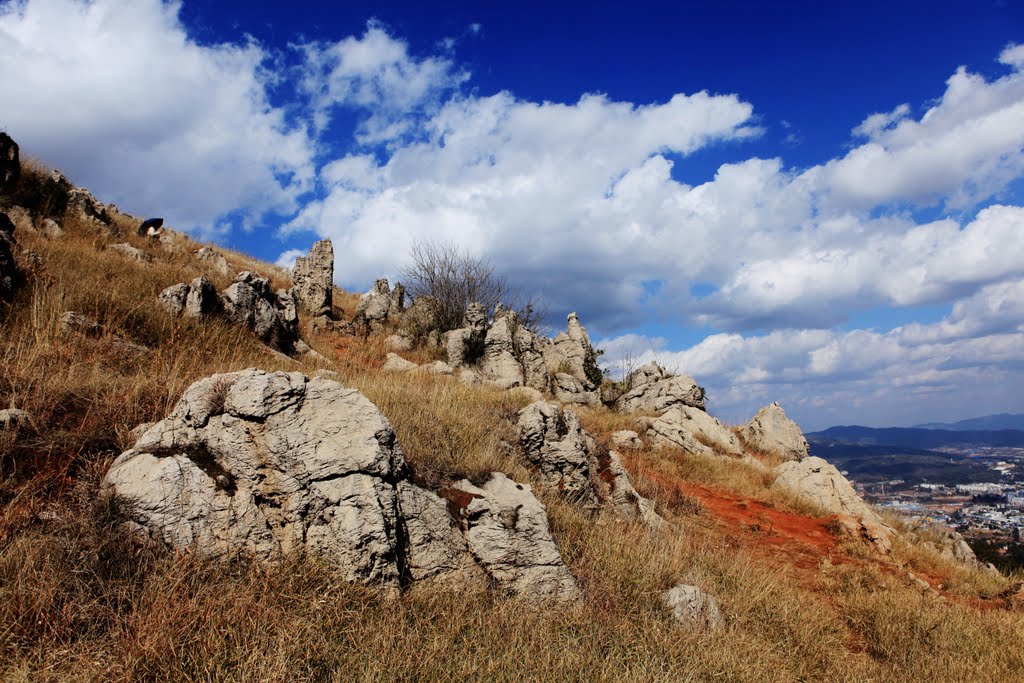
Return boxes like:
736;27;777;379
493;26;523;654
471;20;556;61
678;482;849;572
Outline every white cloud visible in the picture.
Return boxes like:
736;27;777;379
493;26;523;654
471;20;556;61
0;0;315;236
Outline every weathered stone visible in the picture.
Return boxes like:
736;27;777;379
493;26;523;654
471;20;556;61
417;360;454;376
644;413;717;457
356;278;395;324
40;218;63;238
611;430;642;450
158;283;190;316
0;408;33;431
450;473;581;603
109;243;151;264
59;311;103;338
544;312;597;388
480;313;524;389
772;457;895;553
103;369;409;587
397;482;486;589
517;401;599;505
605;450;667;530
662;584;725;631
292;240;334;316
459;369;481;385
382;353;417;373
615;363;706;415
0;132;20;193
552;373;599;406
656;406;744;456
185;276;220;318
738;402;809;462
195;247;230;276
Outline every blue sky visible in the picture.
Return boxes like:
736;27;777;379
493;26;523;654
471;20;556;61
2;0;1023;430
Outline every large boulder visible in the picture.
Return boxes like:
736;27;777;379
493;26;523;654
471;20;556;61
195;247;230;276
355;278;404;330
771;457;894;553
480;308;525;389
449;473;582;603
103;370;409;587
653;406;744;456
397;482;487;589
614;363;706;415
0;212;21;302
292;239;334;316
517;401;600;505
642;412;717;457
738;402;809;462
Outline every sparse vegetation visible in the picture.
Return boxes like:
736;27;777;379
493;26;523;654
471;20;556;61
2;167;1024;681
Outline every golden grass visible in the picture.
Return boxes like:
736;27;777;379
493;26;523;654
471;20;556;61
3;193;1024;681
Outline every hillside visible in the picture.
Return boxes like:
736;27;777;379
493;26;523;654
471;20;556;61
915;414;1024;431
807;425;1024;450
3;145;1024;682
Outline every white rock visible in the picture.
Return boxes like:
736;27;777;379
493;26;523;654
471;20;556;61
292;240;334;316
611;430;642;450
382;353;417;373
517;401;599;504
451;473;581;603
605;450;667;530
655;406;744;456
738;402;809;462
662;584;724;631
397;482;486;589
614;363;706;415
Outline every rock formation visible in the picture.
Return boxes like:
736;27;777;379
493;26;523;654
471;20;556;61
196;247;230;276
771;456;895;553
738;402;810;462
104;369;581;602
516;400;666;528
355;278;404;332
614;363;706;415
0;132;20;193
448;473;582;603
158;272;300;354
662;584;725;631
109;243;151;264
648;405;745;456
292;240;334;316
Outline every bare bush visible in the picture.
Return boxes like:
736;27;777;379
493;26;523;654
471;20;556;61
400;240;546;334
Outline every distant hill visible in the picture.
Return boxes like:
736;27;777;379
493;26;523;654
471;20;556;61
913;413;1024;431
808;442;1000;485
806;426;1024;450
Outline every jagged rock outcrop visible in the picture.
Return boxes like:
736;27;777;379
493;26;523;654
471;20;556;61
1;132;20;193
544;313;597;386
772;456;895;553
104;369;580;602
517;400;667;528
611;430;642;450
605;449;667;529
196;247;230;276
0;212;22;302
517;401;600;505
444;302;488;368
448;473;582;603
480;307;527;389
641;412;717;457
158;272;299;354
103;370;409;587
355;278;405;329
650;406;744;456
662;584;725;631
614;363;706;415
292;240;334;316
738;402;810;462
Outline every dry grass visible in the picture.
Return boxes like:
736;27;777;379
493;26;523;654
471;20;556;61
3;184;1024;681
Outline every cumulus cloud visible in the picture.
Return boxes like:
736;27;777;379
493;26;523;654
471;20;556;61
0;0;315;235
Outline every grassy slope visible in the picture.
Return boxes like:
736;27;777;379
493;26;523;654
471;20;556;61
2;168;1024;682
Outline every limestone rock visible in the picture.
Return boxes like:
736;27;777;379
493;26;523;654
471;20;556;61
292;240;334;316
552;373;599;406
772;457;894;553
644;413;717;457
656;406;744;456
517;401;599;505
544;312;597;388
195;247;230;276
102;369;409;587
158;283;190;316
662;584;725;631
458;369;481;385
605;450;667;530
417;360;454;376
40;218;63;238
109;243;151;264
611;430;642;450
450;473;581;603
738;402;809;462
0;408;33;431
614;363;706;415
480;311;524;389
382;353;417;373
185;276;220;318
356;278;402;329
0;132;19;193
397;482;486;589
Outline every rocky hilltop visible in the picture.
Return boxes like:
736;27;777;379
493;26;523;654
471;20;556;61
1;136;1020;681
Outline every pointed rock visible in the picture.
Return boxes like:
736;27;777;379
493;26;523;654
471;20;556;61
738;402;809;462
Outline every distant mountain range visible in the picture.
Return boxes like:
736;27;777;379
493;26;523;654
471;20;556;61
805;415;1024;484
913;413;1024;431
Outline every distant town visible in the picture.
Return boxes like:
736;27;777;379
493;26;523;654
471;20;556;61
851;445;1024;568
